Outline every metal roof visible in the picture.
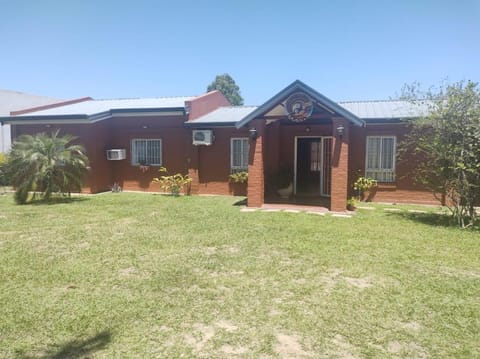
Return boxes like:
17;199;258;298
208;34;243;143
339;100;432;119
186;106;258;127
10;96;193;118
188;99;434;127
0;89;61;115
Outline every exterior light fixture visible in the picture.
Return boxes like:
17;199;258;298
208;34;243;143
142;125;148;129
305;127;311;133
249;127;258;140
336;125;345;137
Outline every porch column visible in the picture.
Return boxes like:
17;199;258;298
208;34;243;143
247;119;265;207
188;146;200;195
330;118;349;212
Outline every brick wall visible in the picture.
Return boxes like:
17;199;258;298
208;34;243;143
247;120;265;207
12;122;112;193
330;118;349;211
186;91;231;121
349;123;439;205
196;127;250;195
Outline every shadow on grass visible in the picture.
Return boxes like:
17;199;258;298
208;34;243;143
28;196;91;206
233;198;247;206
387;211;480;230
17;330;111;359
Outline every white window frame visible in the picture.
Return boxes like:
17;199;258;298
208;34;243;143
365;135;396;182
230;137;249;173
131;139;162;166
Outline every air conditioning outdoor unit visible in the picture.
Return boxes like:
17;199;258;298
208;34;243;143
106;149;126;160
192;130;213;146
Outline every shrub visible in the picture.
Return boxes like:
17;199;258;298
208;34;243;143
229;171;248;184
152;167;192;196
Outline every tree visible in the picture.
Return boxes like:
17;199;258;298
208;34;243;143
207;73;244;105
6;130;90;204
398;81;480;228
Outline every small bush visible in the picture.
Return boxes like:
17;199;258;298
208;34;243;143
229;171;248;184
152;167;192;196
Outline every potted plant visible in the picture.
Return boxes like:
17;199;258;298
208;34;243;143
353;176;377;202
229;171;248;196
347;197;357;211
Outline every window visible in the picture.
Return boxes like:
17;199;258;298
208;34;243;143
365;136;396;182
131;139;162;166
230;138;249;172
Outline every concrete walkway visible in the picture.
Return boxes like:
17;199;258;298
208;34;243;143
240;203;354;218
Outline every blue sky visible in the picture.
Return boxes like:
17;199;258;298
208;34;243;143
1;0;479;104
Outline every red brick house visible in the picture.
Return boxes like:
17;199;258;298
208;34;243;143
1;80;436;211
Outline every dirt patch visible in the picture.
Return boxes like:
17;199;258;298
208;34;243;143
269;309;282;316
202;246;217;256
274;333;312;358
398;321;421;331
215;320;238;332
210;270;244;278
343;276;373;289
220;345;248;355
331;334;359;359
321;269;374;292
321;269;343;293
293;278;307;285
76;241;90;250
388;341;427;358
222;245;240;254
184;323;215;353
119;267;136;277
440;267;480;279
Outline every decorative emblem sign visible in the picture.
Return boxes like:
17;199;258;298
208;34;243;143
285;92;314;122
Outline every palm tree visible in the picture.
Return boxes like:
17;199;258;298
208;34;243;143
7;130;89;204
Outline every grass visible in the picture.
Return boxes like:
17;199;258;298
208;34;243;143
0;193;479;358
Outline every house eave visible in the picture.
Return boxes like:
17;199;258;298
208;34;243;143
184;121;237;128
2;107;186;125
235;80;365;129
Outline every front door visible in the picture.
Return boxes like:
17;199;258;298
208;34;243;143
294;137;332;196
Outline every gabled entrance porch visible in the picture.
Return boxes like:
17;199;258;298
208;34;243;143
236;80;365;212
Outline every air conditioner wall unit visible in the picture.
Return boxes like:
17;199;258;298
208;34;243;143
106;149;126;160
192;130;214;145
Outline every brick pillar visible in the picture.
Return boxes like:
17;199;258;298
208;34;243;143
247;120;265;207
330;118;349;212
188;146;200;195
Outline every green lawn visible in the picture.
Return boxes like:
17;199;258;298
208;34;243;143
0;193;479;358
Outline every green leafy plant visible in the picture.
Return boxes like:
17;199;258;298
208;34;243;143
398;80;480;228
6;130;89;204
354;176;377;201
346;197;358;211
0;153;9;193
152;167;192;196
353;176;378;193
229;171;248;184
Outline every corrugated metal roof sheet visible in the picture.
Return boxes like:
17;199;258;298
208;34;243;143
12;96;193;117
189;106;258;125
339;100;432;119
190;100;432;126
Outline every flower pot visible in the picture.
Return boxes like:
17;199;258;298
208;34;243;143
230;182;247;196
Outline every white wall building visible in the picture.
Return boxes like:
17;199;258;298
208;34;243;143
0;89;61;152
